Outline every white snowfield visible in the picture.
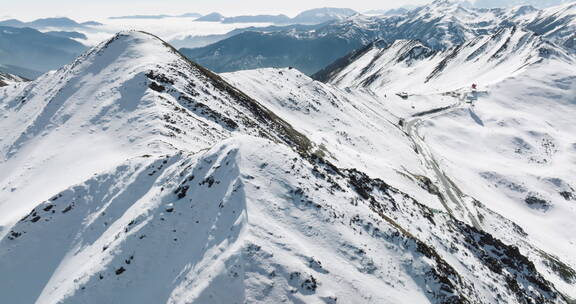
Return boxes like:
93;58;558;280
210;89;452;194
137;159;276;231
324;27;574;95
0;9;575;304
0;71;27;87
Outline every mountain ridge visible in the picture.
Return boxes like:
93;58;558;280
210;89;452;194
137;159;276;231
181;0;576;75
1;6;576;303
314;26;574;94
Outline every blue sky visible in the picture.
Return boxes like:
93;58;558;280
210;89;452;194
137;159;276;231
4;0;429;21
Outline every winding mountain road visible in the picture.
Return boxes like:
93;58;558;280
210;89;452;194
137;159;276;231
404;92;482;230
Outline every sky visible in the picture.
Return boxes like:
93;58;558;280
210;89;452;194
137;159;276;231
3;0;430;21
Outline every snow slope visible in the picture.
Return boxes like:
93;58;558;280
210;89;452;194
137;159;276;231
523;1;576;51
310;11;576;299
418;61;576;295
0;71;26;87
0;30;309;232
0;30;574;304
316;27;573;95
223;67;448;212
225;66;576;302
6;130;564;303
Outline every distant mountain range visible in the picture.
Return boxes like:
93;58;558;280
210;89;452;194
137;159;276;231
291;7;358;24
473;0;574;8
0;17;102;28
45;31;88;40
108;13;202;20
222;14;292;24
181;0;576;75
0;26;87;76
2;2;574;80
0;63;42;80
365;8;412;16
111;8;358;24
181;30;361;75
195;8;358;24
170;23;323;49
195;12;225;22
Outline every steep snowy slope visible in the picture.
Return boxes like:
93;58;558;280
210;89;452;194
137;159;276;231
1;30;572;304
310;17;576;299
0;70;26;87
0;30;309;232
524;1;576;52
181;1;576;75
316;27;574;95
223;67;448;211
418;61;576;296
225;66;576;301
4;132;568;304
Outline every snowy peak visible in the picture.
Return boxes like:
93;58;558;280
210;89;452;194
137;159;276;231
1;31;310;158
409;0;477;22
292;7;358;24
0;30;312;230
524;2;576;51
510;5;539;17
318;26;573;94
79;31;177;70
421;0;469;11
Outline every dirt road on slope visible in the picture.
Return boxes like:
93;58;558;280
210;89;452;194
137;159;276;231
404;93;482;230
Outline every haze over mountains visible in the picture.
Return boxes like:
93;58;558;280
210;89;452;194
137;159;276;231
0;17;102;28
181;0;576;74
474;0;574;8
0;26;87;78
1;0;576;303
117;8;358;24
109;13;203;20
2;2;575;78
0;7;361;78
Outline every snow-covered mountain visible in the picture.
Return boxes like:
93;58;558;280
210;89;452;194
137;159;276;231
181;0;576;74
313;26;574;94
195;12;226;22
474;0;574;9
0;70;26;87
291;8;359;24
3;2;576;301
303;11;576;300
224;47;576;301
524;2;576;51
1;27;576;303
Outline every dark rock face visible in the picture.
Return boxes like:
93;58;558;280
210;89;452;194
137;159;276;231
525;195;552;211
